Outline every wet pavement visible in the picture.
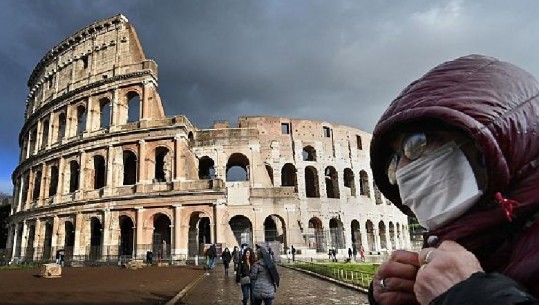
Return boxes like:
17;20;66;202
177;264;369;305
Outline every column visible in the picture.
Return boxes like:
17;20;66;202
373;228;381;253
111;89;118;127
51;216;59;260
173;205;183;258
213;202;226;244
101;209;111;258
78;152;86;196
10;222;21;260
135;207;144;259
33;120;42;155
173;135;182;181
33;219;42;261
73;213;83;258
46;115;53;148
138;140;147;184
384;229;392;251
360;227;369;253
105;145;114;194
56;157;65;201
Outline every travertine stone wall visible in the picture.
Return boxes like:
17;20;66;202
7;15;409;263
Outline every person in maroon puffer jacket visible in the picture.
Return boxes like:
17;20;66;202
368;54;539;305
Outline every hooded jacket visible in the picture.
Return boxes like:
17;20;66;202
370;55;539;298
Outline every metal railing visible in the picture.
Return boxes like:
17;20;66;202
290;260;375;289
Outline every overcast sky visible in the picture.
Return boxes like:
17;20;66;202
1;0;538;194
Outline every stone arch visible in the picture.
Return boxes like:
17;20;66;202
69;160;80;193
89;217;102;260
57;112;66;142
99;97;111;129
76;104;86;135
26;224;36;261
122;150;137;185
379;220;387;250
226;153;250;182
325;166;340;199
41;119;49;149
48;165;59;197
302;145;316;161
188;131;194;141
152;213;171;259
389;221;396;250
305;166;320;198
154;146;171;182
119;215;134;257
126;91;141;123
64;221;75;260
21;173;29;206
308;217;324;252
32;170;42;201
187;211;212;256
329;218;344;249
281;163;297;192
198;156;215;179
263;214;285;245
351;219;361;248
229;215;253;247
343;168;356;196
366;220;375;252
29;126;37;155
93;155;106;189
359;170;370;197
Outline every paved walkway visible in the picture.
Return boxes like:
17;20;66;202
176;264;369;305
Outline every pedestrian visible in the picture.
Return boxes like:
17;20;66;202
232;246;240;273
221;247;232;277
236;248;255;305
331;248;337;262
359;245;365;262
208;244;217;270
348;248;352;260
146;251;153;265
368;54;539;305
251;246;280;305
291;245;296;262
352;244;358;262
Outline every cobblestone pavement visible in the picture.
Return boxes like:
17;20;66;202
177;265;368;305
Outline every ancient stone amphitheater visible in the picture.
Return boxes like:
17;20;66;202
6;15;409;264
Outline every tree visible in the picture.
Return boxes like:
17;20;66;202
0;193;12;248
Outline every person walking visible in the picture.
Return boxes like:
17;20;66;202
232;246;240;274
359;245;365;262
348;248;353;261
236;248;255;305
221;247;232;277
207;244;217;270
251;246;280;305
368;54;539;305
291;245;296;262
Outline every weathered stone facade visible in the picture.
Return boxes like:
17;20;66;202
7;15;409;263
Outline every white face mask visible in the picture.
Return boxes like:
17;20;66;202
396;141;483;231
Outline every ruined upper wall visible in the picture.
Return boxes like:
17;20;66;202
24;14;158;119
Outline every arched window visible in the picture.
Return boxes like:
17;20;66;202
93;155;106;189
359;170;370;197
226;153;250;181
57;113;66;142
281;163;297;192
198;156;215;179
41;120;49;149
305;166;320;198
155;147;170;182
32;170;42;200
48;166;59;197
344;168;356;196
76;105;86;135
325;166;340;199
302;146;316;161
69;160;80;193
123;151;137;185
126;91;140;123
99;98;111;129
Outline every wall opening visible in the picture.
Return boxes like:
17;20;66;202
69;160;80;193
99;98;111;129
48;166;58;197
127;91;140;123
198;156;215;179
93;155;106;189
123;151;137;185
325;166;340;199
344;168;356;196
57;112;66;142
359;170;370;197
226;153;250;182
229;215;253;246
281;163;298;192
153;214;171;259
154;147;170;182
77;105;86;135
305;166;320;198
32;170;41;201
302;146;316;161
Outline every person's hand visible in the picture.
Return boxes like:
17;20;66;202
373;250;421;305
414;240;484;305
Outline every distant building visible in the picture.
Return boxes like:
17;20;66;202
6;15;409;263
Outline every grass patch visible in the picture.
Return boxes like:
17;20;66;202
292;262;377;288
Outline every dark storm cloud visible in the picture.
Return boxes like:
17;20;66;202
1;0;539;193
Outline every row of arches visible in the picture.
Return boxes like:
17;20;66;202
22;91;141;160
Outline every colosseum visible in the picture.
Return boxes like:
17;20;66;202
6;14;409;264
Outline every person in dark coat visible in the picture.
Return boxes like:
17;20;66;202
221;247;232;277
236;248;255;305
368;54;539;305
250;246;280;305
232;246;240;273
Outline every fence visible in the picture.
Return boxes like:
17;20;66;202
291;259;375;289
